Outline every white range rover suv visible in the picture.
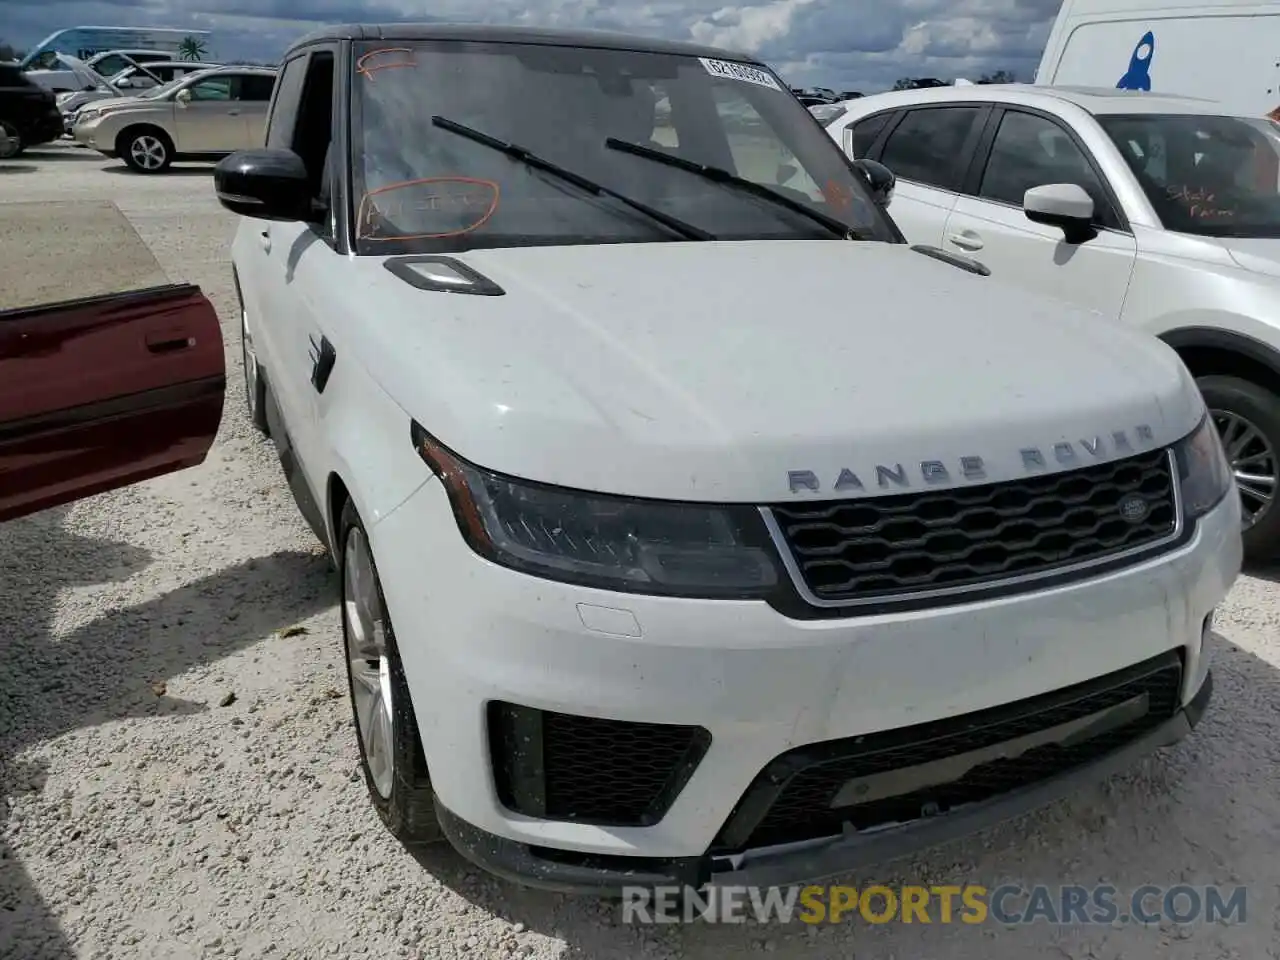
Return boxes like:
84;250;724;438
217;24;1241;893
824;84;1280;564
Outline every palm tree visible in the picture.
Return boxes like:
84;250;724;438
177;36;208;61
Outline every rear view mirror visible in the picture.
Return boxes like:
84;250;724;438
214;149;318;223
1024;183;1096;244
853;158;895;207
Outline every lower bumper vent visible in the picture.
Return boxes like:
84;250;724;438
488;702;711;827
713;651;1183;853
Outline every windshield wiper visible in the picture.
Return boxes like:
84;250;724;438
605;137;872;241
430;116;713;242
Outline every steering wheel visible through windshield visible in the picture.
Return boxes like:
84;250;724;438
349;40;896;254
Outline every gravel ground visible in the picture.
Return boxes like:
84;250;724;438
2;142;1280;960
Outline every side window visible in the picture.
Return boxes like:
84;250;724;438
879;107;983;190
265;56;309;150
293;52;336;229
978;111;1114;223
239;75;277;102
710;83;824;200
93;54;127;76
188;77;233;102
847;113;892;157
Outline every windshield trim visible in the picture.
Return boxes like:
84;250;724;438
294;23;778;64
347;37;901;256
1098;111;1280;239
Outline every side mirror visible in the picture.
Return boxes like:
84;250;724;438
116;78;133;88
776;162;798;184
214;149;319;223
174;88;192;107
1023;183;1096;244
853;158;895;207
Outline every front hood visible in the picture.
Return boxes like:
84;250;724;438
85;95;155;114
350;241;1203;502
1222;237;1280;279
61;91;112;110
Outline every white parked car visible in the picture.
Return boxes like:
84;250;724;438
827;83;1280;562
217;24;1239;892
81;49;177;80
27;48;179;93
23;53;103;94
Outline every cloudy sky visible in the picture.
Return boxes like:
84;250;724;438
4;0;1065;91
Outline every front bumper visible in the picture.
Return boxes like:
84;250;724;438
371;478;1240;892
72;117;111;152
438;670;1213;893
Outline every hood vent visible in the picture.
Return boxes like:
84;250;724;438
384;255;505;296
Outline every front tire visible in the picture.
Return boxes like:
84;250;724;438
119;127;172;173
339;499;443;844
0;121;22;159
1199;375;1280;563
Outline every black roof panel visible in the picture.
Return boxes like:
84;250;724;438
286;22;758;65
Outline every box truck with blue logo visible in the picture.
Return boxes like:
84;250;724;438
1037;0;1280;119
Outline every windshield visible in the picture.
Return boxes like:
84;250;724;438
350;40;896;254
1100;113;1280;238
147;76;187;99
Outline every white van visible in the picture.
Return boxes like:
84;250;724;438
1037;0;1280;118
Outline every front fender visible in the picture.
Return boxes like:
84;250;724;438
1157;319;1280;380
316;347;431;551
100;107;170;139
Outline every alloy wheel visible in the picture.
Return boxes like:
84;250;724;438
1212;408;1277;530
130;134;167;171
342;526;395;799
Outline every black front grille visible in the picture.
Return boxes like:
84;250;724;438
487;702;710;827
713;651;1182;853
771;448;1177;605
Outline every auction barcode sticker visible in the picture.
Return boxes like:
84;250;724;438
699;58;782;91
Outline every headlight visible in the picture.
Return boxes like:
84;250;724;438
410;421;780;597
1173;413;1233;519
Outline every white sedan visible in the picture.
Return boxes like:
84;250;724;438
827;84;1280;562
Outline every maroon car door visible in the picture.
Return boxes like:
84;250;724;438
0;283;226;522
